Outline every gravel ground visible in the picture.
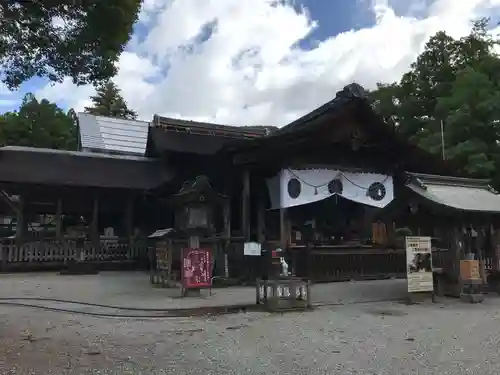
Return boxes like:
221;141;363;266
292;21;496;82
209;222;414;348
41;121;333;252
0;272;408;309
2;297;500;374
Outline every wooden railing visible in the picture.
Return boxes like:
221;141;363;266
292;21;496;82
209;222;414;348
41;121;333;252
0;237;147;271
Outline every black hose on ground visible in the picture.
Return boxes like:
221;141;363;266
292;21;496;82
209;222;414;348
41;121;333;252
0;297;181;311
0;297;258;319
0;301;179;318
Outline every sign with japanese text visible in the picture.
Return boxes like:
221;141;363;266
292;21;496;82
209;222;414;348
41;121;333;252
244;242;261;256
406;236;433;293
181;248;212;289
460;260;481;281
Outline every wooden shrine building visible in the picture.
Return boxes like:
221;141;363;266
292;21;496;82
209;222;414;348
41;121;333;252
1;83;500;293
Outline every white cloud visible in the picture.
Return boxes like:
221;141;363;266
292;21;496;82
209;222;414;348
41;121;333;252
36;0;500;126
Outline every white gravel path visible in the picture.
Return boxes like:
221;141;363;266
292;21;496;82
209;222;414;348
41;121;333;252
2;297;500;374
0;272;408;309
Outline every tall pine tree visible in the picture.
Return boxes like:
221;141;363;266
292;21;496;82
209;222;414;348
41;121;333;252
84;82;138;120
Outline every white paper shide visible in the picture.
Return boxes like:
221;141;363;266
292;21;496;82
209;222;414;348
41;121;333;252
406;236;433;293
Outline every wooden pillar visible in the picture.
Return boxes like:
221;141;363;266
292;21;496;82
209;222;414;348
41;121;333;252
242;169;251;241
125;197;134;257
476;226;487;285
279;208;289;249
256;190;267;280
491;223;500;272
223;198;231;278
91;198;99;253
55;198;63;240
15;196;26;247
452;226;464;296
257;192;266;244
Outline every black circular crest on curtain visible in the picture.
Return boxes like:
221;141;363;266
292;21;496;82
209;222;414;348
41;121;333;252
328;178;343;195
368;182;386;201
287;178;301;199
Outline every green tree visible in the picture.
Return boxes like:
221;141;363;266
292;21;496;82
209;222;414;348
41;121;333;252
84;81;137;119
370;18;500;181
0;0;141;89
0;94;77;150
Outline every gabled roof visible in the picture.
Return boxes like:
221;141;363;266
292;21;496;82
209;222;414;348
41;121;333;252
148;115;274;155
226;83;460;176
77;113;149;156
405;172;500;213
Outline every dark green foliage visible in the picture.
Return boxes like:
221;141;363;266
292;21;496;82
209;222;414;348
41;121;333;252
0;93;78;150
370;18;500;182
84;81;137;119
0;0;141;89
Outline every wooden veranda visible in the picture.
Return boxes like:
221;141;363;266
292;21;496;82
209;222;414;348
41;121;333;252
0;146;174;271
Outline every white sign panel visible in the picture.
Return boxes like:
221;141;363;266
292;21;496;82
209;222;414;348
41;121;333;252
406;236;434;293
244;242;261;256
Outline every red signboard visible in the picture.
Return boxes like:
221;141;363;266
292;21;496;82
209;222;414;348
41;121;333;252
181;248;212;289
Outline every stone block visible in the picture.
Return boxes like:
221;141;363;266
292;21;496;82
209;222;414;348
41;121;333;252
460;293;484;304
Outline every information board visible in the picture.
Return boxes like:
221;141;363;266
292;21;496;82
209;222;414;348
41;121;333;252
405;236;434;293
181;248;212;289
244;242;261;256
460;260;481;281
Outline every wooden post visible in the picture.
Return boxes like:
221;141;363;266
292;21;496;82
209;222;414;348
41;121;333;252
476;226;487;285
90;198;99;260
15;196;26;248
257;193;266;244
256;189;266;280
279;208;288;250
124;197;134;258
491;223;500;272
452;226;464;297
55;198;63;240
242;169;251;241
223;198;231;278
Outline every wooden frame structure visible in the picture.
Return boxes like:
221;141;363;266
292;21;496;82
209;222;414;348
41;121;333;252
2;83;500;295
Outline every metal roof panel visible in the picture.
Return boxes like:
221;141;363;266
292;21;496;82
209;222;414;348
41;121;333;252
77;113;149;156
406;172;500;213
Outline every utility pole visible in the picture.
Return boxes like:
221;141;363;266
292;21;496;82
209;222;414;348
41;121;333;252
440;119;445;160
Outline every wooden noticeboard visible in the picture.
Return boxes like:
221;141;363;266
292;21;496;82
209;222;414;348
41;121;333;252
460;260;481;282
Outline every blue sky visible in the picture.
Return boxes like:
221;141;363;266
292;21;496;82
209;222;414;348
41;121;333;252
0;0;383;113
1;0;499;126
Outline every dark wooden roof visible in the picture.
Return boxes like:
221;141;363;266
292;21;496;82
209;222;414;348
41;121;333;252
226;83;460;176
148;115;276;155
0;146;174;190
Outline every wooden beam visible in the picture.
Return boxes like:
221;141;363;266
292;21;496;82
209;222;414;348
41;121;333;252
223;197;231;278
55;198;62;239
15;195;25;247
279;208;289;249
223;198;231;240
491;224;499;272
257;191;266;244
125;197;134;254
242;170;251;241
91;198;99;250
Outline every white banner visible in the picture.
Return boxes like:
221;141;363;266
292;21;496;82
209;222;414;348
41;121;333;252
406;236;434;293
266;168;394;209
